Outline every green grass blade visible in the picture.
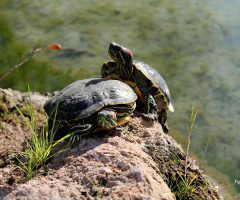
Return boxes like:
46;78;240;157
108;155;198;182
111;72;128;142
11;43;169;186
27;84;35;131
86;177;101;195
52;134;71;147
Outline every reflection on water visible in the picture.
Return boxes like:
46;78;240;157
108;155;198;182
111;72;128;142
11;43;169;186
0;0;239;196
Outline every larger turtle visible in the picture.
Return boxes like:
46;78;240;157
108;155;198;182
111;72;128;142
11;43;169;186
101;42;174;133
44;78;137;143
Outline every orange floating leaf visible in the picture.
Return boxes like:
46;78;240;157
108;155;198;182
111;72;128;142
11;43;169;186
48;44;61;50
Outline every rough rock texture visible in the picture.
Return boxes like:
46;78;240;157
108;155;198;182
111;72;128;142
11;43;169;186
4;131;176;200
0;88;220;199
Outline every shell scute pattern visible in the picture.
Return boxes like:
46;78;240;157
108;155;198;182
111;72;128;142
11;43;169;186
44;78;137;122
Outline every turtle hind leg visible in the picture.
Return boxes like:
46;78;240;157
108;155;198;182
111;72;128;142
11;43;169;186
141;94;158;121
69;124;95;143
158;109;169;134
134;72;158;121
162;121;169;134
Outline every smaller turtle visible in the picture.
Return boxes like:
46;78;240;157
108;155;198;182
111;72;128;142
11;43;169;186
101;42;174;133
44;78;137;143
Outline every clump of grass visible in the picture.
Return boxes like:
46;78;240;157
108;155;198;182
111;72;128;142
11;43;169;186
173;172;198;199
9;85;70;181
170;104;201;199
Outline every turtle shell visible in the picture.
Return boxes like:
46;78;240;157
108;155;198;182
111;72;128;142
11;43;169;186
101;61;174;112
133;61;174;112
44;78;137;121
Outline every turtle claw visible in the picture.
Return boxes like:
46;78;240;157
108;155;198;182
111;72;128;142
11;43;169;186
69;134;82;144
142;113;157;121
69;134;75;144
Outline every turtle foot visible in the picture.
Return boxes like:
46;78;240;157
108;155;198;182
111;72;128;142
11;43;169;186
69;133;85;144
69;124;93;144
162;124;169;134
142;113;157;121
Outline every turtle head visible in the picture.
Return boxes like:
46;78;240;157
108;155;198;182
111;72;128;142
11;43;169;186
97;108;118;128
108;42;133;66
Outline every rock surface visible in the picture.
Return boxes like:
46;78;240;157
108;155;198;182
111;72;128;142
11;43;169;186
4;129;176;200
0;88;220;199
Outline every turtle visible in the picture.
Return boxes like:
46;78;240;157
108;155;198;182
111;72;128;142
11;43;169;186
101;42;174;133
44;78;137;143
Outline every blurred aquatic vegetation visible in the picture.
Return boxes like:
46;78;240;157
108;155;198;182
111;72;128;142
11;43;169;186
0;16;91;93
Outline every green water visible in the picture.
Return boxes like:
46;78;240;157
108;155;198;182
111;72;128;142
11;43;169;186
0;0;239;196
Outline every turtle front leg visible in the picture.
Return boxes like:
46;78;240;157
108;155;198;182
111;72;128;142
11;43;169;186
69;124;95;143
158;109;169;133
